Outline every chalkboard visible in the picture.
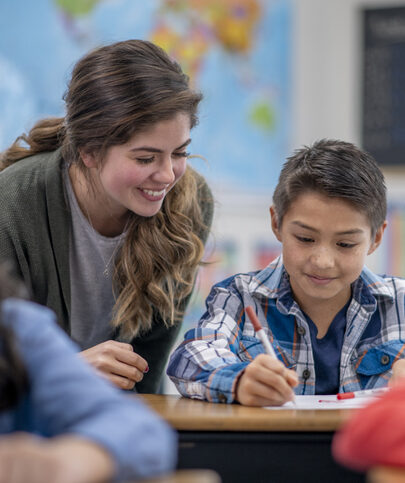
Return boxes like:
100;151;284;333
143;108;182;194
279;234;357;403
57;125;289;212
362;7;405;165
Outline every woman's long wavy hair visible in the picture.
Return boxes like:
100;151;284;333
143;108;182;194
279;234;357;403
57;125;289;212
0;264;29;411
0;39;208;339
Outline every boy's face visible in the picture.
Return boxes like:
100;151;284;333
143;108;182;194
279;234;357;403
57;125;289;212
270;191;387;313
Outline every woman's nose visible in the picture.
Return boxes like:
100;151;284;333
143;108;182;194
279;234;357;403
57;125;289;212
155;157;175;184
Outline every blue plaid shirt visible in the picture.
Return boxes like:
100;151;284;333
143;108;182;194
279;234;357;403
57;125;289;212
167;256;405;403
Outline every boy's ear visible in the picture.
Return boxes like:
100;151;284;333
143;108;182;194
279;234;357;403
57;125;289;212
270;206;282;242
368;220;388;255
79;148;97;168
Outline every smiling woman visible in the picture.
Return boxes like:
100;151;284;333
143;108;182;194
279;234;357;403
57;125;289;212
72;113;192;232
0;39;214;394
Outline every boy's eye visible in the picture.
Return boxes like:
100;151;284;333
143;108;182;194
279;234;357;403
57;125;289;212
173;151;190;158
295;235;314;243
337;242;356;249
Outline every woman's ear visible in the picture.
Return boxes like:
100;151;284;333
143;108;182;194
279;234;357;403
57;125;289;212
368;220;388;255
270;206;282;242
79;149;97;168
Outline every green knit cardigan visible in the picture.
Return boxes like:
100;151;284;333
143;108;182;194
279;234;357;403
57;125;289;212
0;149;214;393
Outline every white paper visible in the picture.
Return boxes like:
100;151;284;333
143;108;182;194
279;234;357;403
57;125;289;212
264;394;379;410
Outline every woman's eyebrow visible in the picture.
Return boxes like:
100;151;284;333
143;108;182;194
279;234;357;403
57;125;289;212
129;138;192;153
175;138;192;150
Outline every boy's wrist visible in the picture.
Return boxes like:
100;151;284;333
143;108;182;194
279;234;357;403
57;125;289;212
206;362;248;404
233;368;246;404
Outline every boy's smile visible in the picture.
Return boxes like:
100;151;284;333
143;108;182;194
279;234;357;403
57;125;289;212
271;192;386;320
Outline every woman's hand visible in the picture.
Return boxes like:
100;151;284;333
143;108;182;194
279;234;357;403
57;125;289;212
389;359;405;388
0;433;114;483
80;340;148;390
235;354;298;406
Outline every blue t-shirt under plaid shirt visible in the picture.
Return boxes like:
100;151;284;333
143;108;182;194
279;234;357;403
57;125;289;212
167;256;405;403
304;300;349;395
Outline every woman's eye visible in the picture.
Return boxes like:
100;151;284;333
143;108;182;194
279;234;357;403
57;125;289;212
136;157;155;164
173;151;190;158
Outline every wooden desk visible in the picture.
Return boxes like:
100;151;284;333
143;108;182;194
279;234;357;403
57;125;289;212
137;469;221;483
139;394;365;483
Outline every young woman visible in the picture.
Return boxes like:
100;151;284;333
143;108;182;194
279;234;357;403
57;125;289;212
0;263;176;483
0;39;213;392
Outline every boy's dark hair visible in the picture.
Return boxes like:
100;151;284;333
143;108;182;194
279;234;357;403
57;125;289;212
0;263;29;411
273;139;387;235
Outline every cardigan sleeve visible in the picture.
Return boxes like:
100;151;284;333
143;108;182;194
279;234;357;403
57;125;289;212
0;151;72;331
132;170;214;394
0;162;38;291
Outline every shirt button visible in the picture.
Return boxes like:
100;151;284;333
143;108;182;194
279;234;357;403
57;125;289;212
218;394;227;403
302;369;311;380
297;326;306;336
380;354;390;365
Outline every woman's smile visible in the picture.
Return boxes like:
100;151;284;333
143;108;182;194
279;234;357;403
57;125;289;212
138;187;167;201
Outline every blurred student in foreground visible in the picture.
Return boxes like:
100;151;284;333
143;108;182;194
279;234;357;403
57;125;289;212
0;264;176;483
333;365;405;481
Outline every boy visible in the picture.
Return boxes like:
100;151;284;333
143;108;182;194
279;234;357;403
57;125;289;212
167;139;405;406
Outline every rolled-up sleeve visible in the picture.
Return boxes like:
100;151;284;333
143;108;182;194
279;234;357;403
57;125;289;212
167;283;250;403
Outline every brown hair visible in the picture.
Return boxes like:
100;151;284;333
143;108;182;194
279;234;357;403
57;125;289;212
273;139;387;236
1;39;208;339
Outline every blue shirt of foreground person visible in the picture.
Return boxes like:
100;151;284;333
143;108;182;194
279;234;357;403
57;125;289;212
0;298;176;482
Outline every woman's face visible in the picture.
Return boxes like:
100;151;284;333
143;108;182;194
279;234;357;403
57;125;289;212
84;112;191;219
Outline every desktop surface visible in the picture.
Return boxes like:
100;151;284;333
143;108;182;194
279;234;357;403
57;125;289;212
138;394;365;483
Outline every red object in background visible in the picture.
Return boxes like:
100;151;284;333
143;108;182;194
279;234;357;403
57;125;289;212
254;244;281;269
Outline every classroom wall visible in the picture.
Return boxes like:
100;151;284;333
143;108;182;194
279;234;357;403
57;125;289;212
212;0;405;279
292;0;405;210
292;0;405;148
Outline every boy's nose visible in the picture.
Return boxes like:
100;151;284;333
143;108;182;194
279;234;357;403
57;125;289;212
311;247;335;269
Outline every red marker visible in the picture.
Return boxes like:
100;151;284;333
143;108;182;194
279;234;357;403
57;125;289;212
245;306;277;359
246;306;296;405
337;388;388;400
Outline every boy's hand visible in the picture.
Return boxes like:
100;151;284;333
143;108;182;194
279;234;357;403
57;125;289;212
235;354;298;406
389;359;405;387
80;340;149;390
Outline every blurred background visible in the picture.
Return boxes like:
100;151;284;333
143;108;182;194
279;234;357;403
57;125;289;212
1;0;405;391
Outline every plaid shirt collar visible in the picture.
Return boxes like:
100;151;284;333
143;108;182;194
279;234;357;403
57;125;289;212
249;255;395;316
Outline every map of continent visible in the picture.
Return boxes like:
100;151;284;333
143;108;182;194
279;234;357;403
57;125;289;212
0;0;291;192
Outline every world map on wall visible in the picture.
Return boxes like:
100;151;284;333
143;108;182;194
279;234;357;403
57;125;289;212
0;0;291;193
